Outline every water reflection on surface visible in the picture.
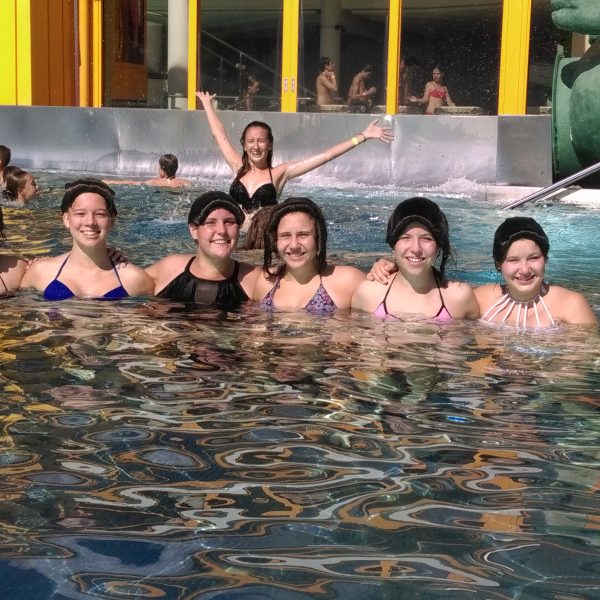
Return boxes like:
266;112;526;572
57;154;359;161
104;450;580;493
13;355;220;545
1;175;599;598
1;295;599;599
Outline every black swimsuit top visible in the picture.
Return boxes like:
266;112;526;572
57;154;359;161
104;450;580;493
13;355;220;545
156;257;249;309
229;169;277;214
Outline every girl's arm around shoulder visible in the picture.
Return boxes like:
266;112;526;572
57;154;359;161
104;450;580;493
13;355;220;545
554;285;598;326
145;254;193;295
351;278;386;313
325;265;366;309
19;254;65;292
237;263;264;300
117;263;155;296
445;280;479;319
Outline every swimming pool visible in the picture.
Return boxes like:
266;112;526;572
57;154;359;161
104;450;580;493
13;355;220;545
1;172;599;599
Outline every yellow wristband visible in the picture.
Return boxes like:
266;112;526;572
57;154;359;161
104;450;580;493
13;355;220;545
352;136;360;146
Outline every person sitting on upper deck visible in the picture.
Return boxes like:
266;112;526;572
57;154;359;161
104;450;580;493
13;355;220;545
236;75;261;111
409;65;455;115
20;178;154;300
347;64;377;112
195;90;393;221
316;57;341;107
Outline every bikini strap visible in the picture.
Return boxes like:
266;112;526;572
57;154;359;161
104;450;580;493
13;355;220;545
110;258;125;287
183;256;196;273
0;273;8;294
231;260;240;280
380;272;398;315
433;270;448;311
55;254;71;278
268;168;273;184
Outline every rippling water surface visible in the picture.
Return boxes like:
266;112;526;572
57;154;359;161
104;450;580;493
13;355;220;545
1;173;599;599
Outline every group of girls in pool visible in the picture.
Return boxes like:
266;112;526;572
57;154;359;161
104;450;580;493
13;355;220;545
0;97;597;328
0;174;596;329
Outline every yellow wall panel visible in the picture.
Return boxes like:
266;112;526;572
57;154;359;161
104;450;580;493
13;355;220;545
16;0;33;105
0;1;18;103
498;0;532;115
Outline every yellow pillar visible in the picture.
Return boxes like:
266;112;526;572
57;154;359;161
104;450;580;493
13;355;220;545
281;0;300;113
385;0;402;115
92;0;102;107
0;0;18;104
0;0;34;105
187;0;199;109
78;0;90;106
498;0;532;115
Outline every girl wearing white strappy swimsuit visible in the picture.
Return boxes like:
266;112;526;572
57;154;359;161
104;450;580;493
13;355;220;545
475;217;597;329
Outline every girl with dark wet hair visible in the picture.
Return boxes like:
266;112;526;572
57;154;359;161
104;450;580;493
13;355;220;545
20;178;153;300
195;90;393;217
251;197;365;312
475;216;597;328
353;197;478;321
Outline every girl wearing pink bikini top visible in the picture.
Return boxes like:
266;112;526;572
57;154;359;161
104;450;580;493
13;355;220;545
409;65;455;115
351;197;479;321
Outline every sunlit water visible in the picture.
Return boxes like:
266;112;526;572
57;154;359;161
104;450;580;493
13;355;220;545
1;172;599;599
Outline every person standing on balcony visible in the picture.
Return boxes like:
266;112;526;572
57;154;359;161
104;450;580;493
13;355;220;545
316;57;340;106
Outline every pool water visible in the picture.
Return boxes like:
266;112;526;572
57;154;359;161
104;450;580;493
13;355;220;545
0;172;599;599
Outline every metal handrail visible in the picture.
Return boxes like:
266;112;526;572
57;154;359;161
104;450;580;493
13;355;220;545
504;160;600;209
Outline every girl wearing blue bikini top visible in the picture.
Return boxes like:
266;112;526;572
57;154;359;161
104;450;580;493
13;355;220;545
251;198;365;313
195;91;393;223
352;197;479;321
20;178;153;300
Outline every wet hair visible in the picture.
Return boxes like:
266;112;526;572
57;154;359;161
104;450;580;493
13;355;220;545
492;217;550;270
188;191;245;227
2;168;30;201
159;153;178;178
0;145;10;168
61;178;117;216
235;121;273;181
241;205;276;250
319;56;332;72
386;196;452;282
363;64;374;73
263;197;328;277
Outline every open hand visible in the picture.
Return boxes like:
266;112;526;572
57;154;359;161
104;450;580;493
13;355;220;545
362;119;394;144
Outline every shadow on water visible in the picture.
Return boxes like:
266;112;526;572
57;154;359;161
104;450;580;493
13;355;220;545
0;173;599;599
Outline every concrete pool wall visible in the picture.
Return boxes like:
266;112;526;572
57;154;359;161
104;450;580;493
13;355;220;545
0;105;552;188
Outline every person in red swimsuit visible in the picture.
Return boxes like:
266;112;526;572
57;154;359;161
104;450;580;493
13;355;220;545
409;65;455;115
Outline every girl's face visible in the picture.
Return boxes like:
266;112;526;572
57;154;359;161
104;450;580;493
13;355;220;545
393;222;438;276
276;211;317;271
432;68;442;83
63;192;114;246
243;126;272;163
500;238;546;301
19;174;38;202
190;208;239;260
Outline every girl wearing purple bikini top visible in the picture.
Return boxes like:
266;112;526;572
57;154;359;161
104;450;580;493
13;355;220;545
352;197;479;321
251;198;365;313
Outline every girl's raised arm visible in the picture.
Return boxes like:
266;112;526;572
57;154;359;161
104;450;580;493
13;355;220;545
196;91;242;174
